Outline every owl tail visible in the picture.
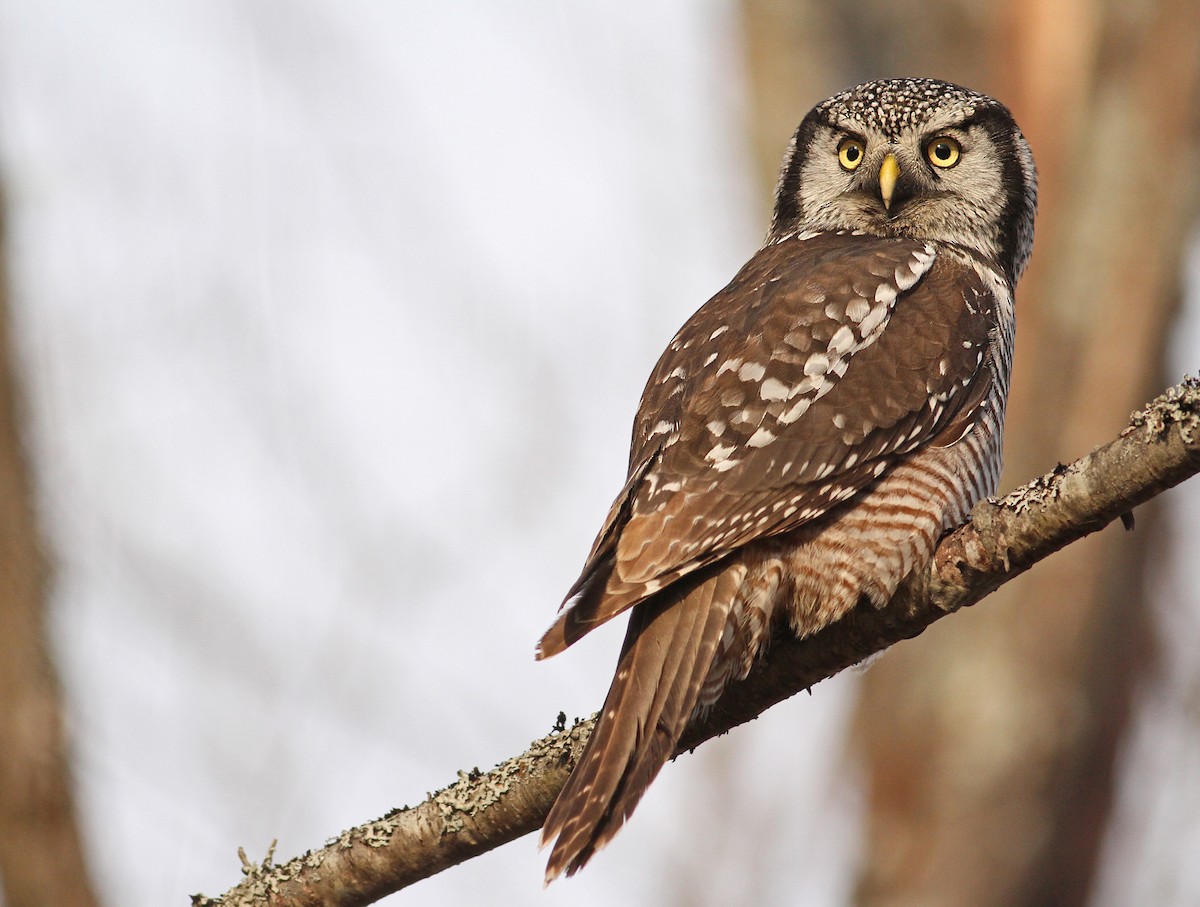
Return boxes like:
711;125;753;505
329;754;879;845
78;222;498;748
541;565;745;882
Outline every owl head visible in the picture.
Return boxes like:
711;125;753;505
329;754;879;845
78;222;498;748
770;78;1038;285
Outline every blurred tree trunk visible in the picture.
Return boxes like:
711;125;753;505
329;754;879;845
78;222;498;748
740;1;1200;905
0;204;100;903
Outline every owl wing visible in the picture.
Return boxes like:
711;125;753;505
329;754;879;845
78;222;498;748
537;231;1002;657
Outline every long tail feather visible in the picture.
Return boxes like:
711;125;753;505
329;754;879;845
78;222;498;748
541;565;746;881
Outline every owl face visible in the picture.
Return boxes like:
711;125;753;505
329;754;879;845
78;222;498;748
770;79;1037;285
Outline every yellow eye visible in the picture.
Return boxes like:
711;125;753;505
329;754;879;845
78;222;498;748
837;137;866;171
926;136;961;168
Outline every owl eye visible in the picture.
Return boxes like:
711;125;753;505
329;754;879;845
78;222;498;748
926;136;961;168
837;137;866;171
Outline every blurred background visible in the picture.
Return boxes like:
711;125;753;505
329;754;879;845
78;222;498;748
0;2;1198;905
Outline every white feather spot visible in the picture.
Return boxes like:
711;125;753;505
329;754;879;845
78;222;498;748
789;376;814;397
667;366;687;380
804;353;830;377
832;413;846;429
747;427;776;447
649;419;674;437
709;326;729;340
717;357;743;376
707;420;726;437
828;325;855;356
713;459;739;472
779;397;812;424
846;298;871;322
760;377;790;402
738;361;766;382
705;443;736;463
895;247;936;291
703;352;718;367
859;303;888;336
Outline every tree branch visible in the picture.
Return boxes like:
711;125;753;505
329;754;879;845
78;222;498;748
194;378;1200;907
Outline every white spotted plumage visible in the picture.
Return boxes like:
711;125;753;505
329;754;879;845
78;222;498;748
537;78;1037;882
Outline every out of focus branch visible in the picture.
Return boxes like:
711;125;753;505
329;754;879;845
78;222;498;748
195;378;1200;907
0;206;100;906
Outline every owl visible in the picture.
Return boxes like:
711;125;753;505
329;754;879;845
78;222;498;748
536;78;1037;881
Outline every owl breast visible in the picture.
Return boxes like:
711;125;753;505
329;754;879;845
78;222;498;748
702;386;1008;701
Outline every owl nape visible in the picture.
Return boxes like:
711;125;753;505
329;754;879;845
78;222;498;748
536;78;1037;882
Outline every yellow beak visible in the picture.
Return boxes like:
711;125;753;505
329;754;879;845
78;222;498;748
879;154;900;211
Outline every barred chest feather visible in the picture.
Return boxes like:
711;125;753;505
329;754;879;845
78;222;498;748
700;362;1010;705
693;238;1015;704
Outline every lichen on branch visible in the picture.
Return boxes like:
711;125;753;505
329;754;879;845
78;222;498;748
197;378;1200;907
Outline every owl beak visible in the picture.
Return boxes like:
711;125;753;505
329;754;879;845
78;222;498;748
879;154;900;212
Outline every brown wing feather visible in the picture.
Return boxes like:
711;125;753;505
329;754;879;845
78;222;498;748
535;453;664;658
541;564;745;880
617;237;998;580
537;233;1002;657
